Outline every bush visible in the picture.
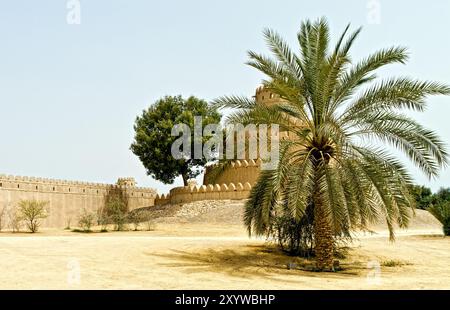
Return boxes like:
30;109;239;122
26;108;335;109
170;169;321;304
127;210;156;231
64;218;72;230
103;185;129;231
428;202;450;236
18;200;49;233
97;211;110;232
78;209;96;232
142;211;156;231
272;204;315;257
107;198;127;231
0;206;6;232
381;260;410;267
127;211;143;231
8;208;23;233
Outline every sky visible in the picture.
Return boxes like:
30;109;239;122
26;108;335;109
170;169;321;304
0;0;449;194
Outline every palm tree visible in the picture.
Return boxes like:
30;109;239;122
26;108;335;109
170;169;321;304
214;18;449;271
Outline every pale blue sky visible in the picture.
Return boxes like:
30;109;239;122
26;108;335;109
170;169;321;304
1;0;449;193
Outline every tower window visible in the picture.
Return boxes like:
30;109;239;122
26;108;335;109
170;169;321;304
17;184;20;189
53;187;55;191
36;186;38;190
69;188;71;192
0;183;2;187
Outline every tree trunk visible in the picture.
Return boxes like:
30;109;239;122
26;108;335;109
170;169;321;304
181;173;188;186
313;199;335;271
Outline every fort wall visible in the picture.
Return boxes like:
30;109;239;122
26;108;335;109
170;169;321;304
203;159;261;186
0;174;156;228
155;181;253;206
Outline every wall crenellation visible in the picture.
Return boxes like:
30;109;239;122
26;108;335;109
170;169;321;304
0;174;156;195
203;159;262;186
155;181;254;206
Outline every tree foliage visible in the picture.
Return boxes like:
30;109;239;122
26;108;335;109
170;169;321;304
131;95;221;186
408;184;434;210
214;18;449;270
428;201;450;236
18;200;49;233
103;185;129;231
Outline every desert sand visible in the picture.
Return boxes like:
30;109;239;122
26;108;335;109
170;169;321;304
0;203;448;290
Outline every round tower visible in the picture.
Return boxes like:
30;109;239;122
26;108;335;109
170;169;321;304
254;85;286;106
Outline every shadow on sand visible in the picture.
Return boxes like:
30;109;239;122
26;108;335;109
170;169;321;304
148;244;369;283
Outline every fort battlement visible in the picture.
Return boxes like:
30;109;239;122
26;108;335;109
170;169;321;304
155;181;253;206
203;159;262;186
0;174;154;194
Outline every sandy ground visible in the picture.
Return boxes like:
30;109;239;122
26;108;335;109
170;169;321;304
0;202;448;290
0;220;448;290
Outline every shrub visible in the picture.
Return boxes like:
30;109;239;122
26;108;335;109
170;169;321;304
0;206;6;232
126;210;156;231
127;211;143;231
103;185;129;231
18;200;49;233
381;260;410;267
96;208;110;232
8;207;23;233
428;202;450;236
78;209;96;232
142;211;156;231
107;198;127;231
144;218;156;231
64;218;72;230
272;203;315;257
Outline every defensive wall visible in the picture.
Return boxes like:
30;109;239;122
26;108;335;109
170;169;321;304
203;159;262;186
155;181;253;206
0;174;156;228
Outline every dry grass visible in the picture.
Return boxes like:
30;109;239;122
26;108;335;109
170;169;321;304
381;259;411;267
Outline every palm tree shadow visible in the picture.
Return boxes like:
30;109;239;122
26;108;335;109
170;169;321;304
148;244;367;283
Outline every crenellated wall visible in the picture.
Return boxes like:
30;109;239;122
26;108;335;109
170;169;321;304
254;85;287;106
155;182;253;206
203;159;262;186
0;174;156;228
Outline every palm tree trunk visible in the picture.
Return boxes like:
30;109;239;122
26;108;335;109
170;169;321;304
313;180;335;271
181;173;188;186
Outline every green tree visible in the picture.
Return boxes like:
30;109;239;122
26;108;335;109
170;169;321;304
18;200;49;233
435;187;450;202
106;197;128;231
428;201;450;236
214;18;449;270
408;184;434;209
131;96;221;186
102;185;129;231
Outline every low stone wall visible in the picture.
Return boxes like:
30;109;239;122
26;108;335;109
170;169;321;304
155;182;253;206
